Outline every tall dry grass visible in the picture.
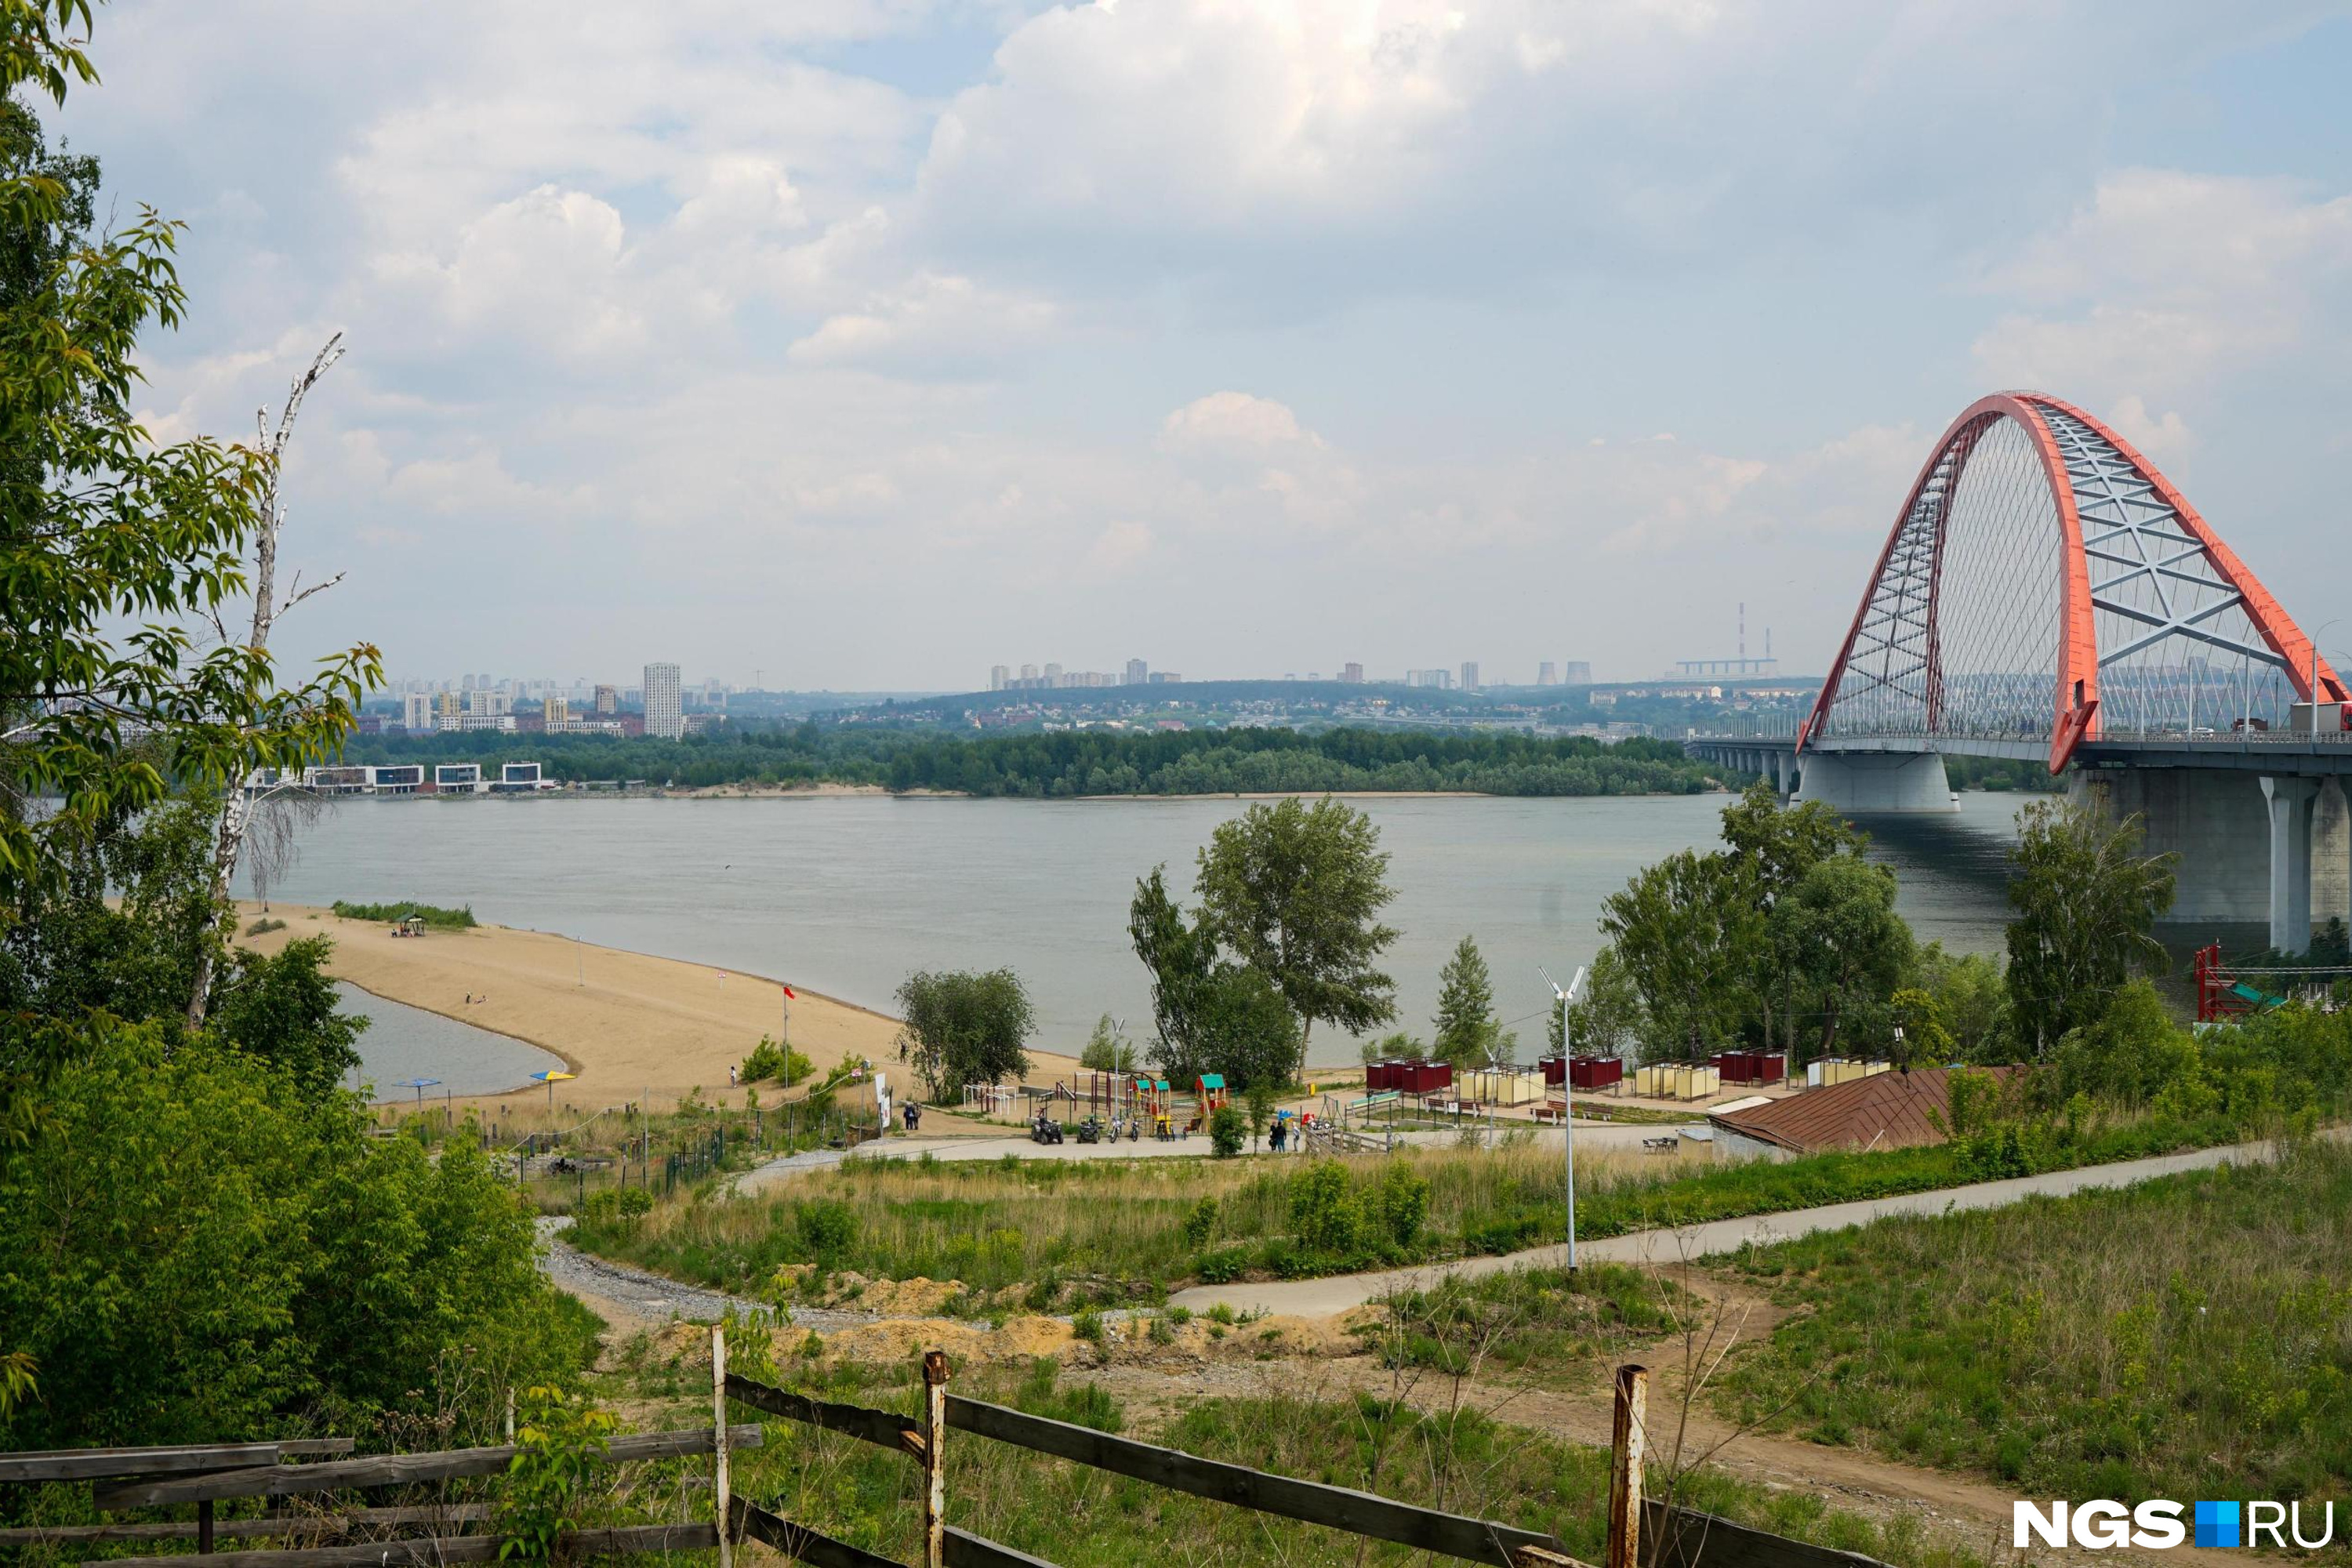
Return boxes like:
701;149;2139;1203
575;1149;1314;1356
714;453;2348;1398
575;1140;1685;1303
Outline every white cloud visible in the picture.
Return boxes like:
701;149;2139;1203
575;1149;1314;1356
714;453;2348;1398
1972;169;2352;397
1156;391;1320;456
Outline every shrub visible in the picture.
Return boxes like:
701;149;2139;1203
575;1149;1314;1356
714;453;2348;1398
795;1200;858;1265
1070;1308;1105;1343
741;1036;815;1087
1178;1196;1220;1250
1367;1160;1431;1250
244;916;286;936
1286;1160;1359;1254
1209;1105;1246;1158
331;899;477;930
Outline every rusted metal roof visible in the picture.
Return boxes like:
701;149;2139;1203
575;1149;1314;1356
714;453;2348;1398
1708;1067;1997;1154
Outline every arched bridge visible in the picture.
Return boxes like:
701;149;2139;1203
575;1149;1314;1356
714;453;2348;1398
1686;392;2352;953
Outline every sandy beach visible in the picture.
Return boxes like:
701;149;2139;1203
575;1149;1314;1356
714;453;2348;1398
234;902;1079;1108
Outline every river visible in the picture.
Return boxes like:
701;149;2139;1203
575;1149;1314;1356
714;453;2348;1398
245;791;2031;1073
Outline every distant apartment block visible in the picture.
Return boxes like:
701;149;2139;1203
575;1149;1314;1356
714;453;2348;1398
436;690;461;721
1460;662;1479;692
1019;663;1039;681
644;662;684;739
1406;669;1454;689
989;664;1011;691
402;691;434;730
439;713;516;733
1125;659;1148;685
1147;671;1180;684
1537;661;1558;686
1341;662;1364;684
434;763;485;794
1563;661;1593;686
593;683;619;715
466;688;512;718
544;695;569;728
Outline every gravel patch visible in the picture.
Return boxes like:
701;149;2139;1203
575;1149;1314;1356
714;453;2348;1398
535;1216;871;1331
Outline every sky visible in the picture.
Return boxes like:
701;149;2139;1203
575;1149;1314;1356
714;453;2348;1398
45;1;2352;691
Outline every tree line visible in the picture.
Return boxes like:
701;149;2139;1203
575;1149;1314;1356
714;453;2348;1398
1576;780;2178;1067
341;724;1736;798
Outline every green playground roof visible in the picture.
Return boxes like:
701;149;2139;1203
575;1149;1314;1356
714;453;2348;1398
1198;1073;1226;1090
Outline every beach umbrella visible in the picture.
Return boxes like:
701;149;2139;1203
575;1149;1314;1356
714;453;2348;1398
394;1076;441;1108
530;1069;576;1106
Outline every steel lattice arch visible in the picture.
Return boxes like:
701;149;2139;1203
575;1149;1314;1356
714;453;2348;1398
1798;393;2349;773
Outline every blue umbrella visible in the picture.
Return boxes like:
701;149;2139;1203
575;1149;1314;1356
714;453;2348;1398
393;1076;441;1108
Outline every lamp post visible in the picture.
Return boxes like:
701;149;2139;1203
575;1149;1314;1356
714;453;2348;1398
1542;965;1587;1275
2311;621;2343;736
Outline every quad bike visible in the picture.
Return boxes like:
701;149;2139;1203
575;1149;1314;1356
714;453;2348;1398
1029;1112;1065;1145
1075;1116;1103;1144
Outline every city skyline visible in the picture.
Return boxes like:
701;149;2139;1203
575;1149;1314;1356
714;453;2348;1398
62;7;2352;689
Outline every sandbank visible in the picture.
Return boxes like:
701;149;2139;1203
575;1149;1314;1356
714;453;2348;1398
234;903;1079;1109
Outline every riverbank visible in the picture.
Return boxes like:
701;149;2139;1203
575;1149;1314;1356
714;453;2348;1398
234;902;1080;1108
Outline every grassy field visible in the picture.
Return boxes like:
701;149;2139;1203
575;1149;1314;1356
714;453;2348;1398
1717;1138;2352;1504
568;1094;2292;1306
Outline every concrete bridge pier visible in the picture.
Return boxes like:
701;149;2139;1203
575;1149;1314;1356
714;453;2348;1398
1771;750;1793;797
1791;750;1956;814
2074;770;2352;953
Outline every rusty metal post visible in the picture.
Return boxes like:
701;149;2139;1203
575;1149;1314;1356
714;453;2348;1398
1605;1364;1647;1568
921;1349;952;1568
196;1499;214;1554
712;1327;733;1568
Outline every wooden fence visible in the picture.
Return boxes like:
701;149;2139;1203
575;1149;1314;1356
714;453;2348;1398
7;1330;1895;1567
723;1345;1894;1568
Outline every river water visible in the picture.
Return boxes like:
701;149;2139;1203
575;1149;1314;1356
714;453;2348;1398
248;792;2031;1073
332;982;565;1102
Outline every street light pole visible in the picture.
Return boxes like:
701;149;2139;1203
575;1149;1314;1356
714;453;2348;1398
1543;965;1587;1275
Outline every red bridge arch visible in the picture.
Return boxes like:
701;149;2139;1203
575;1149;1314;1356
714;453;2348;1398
1800;392;2345;772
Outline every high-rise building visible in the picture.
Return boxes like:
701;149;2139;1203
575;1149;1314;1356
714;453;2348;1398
1019;663;1039;682
1341;662;1364;684
545;695;569;729
466;688;511;718
1538;661;1558;686
436;690;461;720
593;684;618;715
989;665;1011;691
1563;661;1593;687
402;692;434;731
1043;662;1063;686
644;662;684;740
1125;659;1148;685
1460;662;1479;691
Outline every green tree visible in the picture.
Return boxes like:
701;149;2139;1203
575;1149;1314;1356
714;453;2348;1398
1886;988;1954;1070
1128;865;1218;1078
1770;856;1912;1062
1431;935;1497;1065
1079;1012;1137;1073
1911;943;2009;1062
1195;797;1399;1069
1599;850;1762;1059
1719;781;1869;1051
1193;962;1302;1093
2005;799;2176;1053
895;969;1035;1097
0;7;376;903
1244;1080;1276;1151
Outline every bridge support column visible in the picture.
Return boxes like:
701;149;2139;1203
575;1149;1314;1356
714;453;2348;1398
2072;769;2274;928
1791;750;1955;814
2315;779;2350;938
1772;751;1791;797
2263;776;2319;955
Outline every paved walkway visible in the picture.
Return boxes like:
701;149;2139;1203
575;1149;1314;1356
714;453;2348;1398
1167;1133;2292;1316
735;1119;1686;1192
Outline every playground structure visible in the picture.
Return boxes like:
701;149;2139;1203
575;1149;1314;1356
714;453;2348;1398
2193;940;2350;1021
